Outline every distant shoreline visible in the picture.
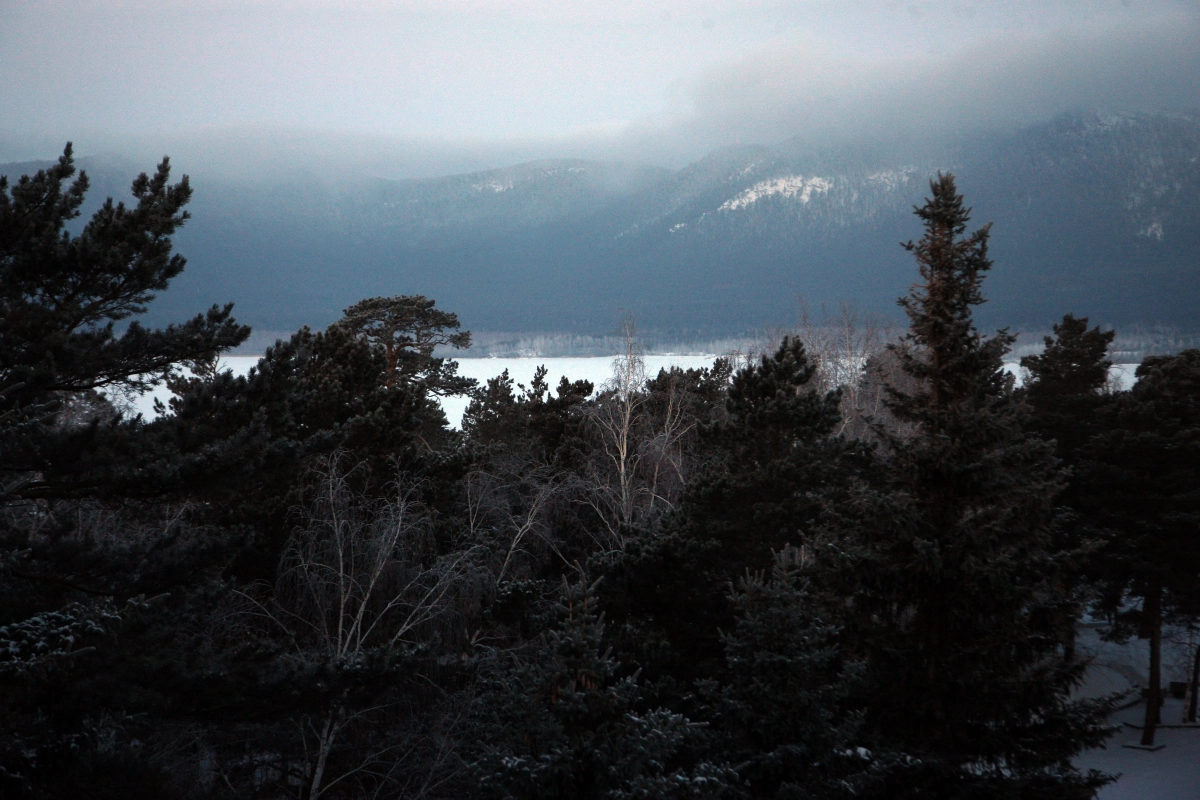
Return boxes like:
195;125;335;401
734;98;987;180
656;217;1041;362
231;327;1200;363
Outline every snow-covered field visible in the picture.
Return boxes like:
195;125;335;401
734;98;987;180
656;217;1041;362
123;357;1142;429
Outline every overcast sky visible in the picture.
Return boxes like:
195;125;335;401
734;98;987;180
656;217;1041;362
2;0;1198;174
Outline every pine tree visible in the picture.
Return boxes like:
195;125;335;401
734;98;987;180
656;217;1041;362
472;578;733;800
698;338;845;569
596;339;848;691
828;174;1113;798
0;145;248;797
156;297;480;580
333;294;472;393
1084;349;1200;745
462;365;594;459
0;144;248;498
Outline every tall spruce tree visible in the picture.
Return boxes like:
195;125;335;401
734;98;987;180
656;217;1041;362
827;174;1113;798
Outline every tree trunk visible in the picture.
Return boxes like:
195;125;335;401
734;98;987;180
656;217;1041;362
1061;580;1078;664
1188;640;1200;724
1140;586;1162;746
309;706;343;800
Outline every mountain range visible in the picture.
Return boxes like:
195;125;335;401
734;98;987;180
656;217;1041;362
7;112;1199;335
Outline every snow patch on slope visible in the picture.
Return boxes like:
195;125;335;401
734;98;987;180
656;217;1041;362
719;175;832;211
866;169;916;191
473;181;513;193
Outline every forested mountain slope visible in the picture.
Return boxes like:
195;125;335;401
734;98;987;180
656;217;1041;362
11;112;1196;333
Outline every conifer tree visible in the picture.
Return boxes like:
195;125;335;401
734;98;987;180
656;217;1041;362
0;144;248;498
462;365;594;459
698;338;845;568
473;578;733;800
828;174;1113;798
1021;314;1116;458
1020;315;1117;662
708;545;878;799
333;294;472;393
597;339;847;689
1085;349;1200;745
0;146;248;797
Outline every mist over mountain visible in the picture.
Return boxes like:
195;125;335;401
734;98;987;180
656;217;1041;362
11;111;1197;336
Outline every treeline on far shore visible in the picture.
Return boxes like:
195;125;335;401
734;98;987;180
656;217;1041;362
3;146;1198;799
235;321;1200;364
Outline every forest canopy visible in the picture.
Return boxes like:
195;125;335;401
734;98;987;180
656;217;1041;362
2;147;1197;799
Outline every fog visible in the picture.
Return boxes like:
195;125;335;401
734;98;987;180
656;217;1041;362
2;0;1198;177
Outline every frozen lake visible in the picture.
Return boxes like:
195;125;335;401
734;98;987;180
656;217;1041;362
123;356;1142;429
125;354;720;427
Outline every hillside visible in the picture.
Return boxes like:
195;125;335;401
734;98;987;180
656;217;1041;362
9;112;1198;334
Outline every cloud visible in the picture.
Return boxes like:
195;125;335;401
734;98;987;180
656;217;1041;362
652;8;1200;156
2;1;1196;174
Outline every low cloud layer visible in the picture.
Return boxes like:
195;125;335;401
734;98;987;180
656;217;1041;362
662;9;1200;158
2;1;1197;175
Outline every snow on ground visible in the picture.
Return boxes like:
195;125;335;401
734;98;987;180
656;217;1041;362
1077;697;1200;800
1071;624;1200;799
1076;623;1197;689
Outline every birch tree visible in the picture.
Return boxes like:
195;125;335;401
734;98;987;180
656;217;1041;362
237;456;478;798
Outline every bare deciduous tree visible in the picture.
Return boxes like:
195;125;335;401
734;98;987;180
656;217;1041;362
793;301;895;437
235;455;479;799
579;316;710;548
589;315;647;538
462;458;567;585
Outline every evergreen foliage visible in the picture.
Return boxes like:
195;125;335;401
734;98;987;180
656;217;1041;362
0;146;248;797
1021;314;1116;458
1084;349;1200;744
463;365;594;459
1020;314;1118;662
0;150;1178;799
706;545;877;800
691;338;846;568
0;144;247;409
594;340;844;692
334;294;472;393
825;174;1113;798
473;578;733;800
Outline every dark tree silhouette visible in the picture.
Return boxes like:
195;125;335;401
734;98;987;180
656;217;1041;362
829;174;1113;798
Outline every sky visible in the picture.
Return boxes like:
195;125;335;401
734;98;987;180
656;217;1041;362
2;0;1199;175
